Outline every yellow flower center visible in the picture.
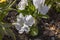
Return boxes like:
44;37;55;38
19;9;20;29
0;0;6;3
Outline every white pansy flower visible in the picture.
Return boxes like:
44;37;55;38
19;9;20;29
33;0;51;15
15;13;35;34
18;0;28;10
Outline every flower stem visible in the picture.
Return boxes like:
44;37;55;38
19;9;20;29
8;0;16;8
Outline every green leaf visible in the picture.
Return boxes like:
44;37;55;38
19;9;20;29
28;4;35;12
0;24;5;40
29;26;38;36
5;28;16;40
2;23;16;40
0;22;12;27
41;15;49;19
0;23;16;40
0;34;3;40
0;2;8;8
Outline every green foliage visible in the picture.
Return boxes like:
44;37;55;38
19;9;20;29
5;28;16;40
0;25;4;40
0;10;8;22
0;0;60;39
29;26;38;36
0;3;8;8
0;23;16;40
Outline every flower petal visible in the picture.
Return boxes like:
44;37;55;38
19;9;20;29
23;24;30;33
19;28;24;34
15;23;22;30
24;15;35;26
38;5;51;15
19;24;30;34
18;0;28;10
17;13;24;25
33;0;45;9
17;13;24;19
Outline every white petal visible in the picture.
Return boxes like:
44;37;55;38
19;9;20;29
24;15;35;26
18;0;28;10
33;0;45;9
15;23;22;30
17;13;24;24
22;0;28;6
17;13;24;19
16;13;24;30
24;27;30;33
22;24;30;33
19;28;24;34
33;0;39;9
18;3;26;10
18;24;29;34
33;0;51;15
38;5;51;15
18;7;25;10
17;18;24;25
